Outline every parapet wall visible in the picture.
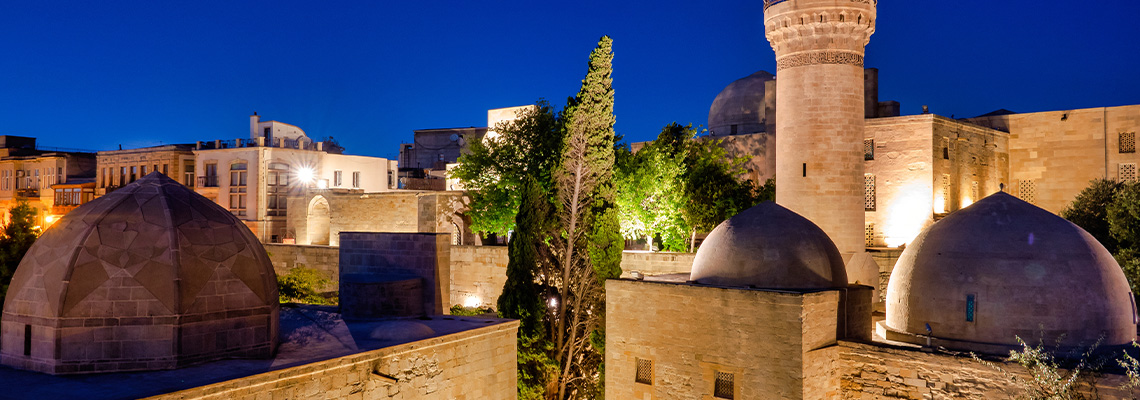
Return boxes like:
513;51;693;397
339;232;451;316
267;245;698;309
145;320;520;400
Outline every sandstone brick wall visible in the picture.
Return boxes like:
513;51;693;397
450;245;509;308
836;340;1133;399
618;251;694;277
265;244;339;292
606;279;843;400
287;191;469;247
967;105;1140;214
145;320;520;400
339;233;450;316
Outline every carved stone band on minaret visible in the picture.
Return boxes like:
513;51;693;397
776;51;864;71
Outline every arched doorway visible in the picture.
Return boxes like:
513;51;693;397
307;196;331;245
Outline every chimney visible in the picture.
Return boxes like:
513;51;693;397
250;113;261;139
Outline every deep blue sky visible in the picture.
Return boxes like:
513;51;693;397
2;1;1138;159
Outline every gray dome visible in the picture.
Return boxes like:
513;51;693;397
708;71;774;136
690;202;847;289
886;192;1136;349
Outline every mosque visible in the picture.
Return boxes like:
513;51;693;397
607;0;1138;399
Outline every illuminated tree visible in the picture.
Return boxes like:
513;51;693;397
0;201;40;307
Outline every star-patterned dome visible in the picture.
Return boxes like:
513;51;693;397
1;172;278;374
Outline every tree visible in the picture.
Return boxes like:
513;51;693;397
0;201;40;306
1062;179;1125;253
615;123;773;252
550;35;622;399
1108;182;1140;294
451;102;564;237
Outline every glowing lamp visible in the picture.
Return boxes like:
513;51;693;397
463;295;481;308
296;167;316;185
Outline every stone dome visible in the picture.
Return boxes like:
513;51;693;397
885;192;1136;351
1;172;278;374
690;201;848;289
708;70;774;136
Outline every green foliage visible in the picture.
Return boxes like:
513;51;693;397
973;336;1107;400
0;201;40;306
449;304;495;316
1062;179;1125;253
498;177;559;399
615;123;771;251
277;267;337;305
450;102;564;237
1107;182;1140;250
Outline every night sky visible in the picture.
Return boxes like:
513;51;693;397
1;0;1137;159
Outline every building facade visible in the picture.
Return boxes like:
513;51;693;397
0;136;96;227
95;144;197;196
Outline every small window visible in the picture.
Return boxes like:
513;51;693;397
352;171;361;188
864;139;874;160
1019;180;1036;204
714;371;734;399
865;223;875;247
942;138;950;160
802;163;807;177
1121;132;1136;153
24;324;31;357
730;124;738;135
635;358;653;385
966;294;976;322
334;170;343;187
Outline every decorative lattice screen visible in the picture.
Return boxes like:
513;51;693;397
1121;163;1138;183
1121;132;1136;153
865;223;875;248
864;139;874;160
714;371;735;399
865;175;876;211
635;358;652;385
1019;180;1036;204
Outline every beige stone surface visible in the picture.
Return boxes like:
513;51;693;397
144;319;520;400
287;190;469;247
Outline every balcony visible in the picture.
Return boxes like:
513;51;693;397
15;188;39;199
198;176;219;188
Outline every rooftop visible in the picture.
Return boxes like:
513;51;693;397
0;306;513;400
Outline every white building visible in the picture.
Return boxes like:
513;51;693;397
193;114;398;243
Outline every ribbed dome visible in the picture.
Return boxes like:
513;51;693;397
1;172;278;374
885;192;1136;349
690;201;847;289
708;70;774;136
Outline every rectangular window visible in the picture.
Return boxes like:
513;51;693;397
24;324;31;357
802;163;807;177
162;164;168;175
942;137;950;160
865;223;875;247
864;174;876;211
714;371;734;399
730;124;738;135
1121;132;1136;154
120;167;127;186
141;165;147;176
864;139;874;160
267;163;289;217
230;163;247;186
1121;163;1138;183
229;163;248;216
204;163;218;187
130;166;137;182
966;294;976;322
352;171;361;188
635;358;653;385
184;163;196;187
334;170;343;187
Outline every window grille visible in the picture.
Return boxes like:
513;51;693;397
966;294;976;322
942;174;951;200
714;371;734;399
864;174;876;211
1121;163;1138;183
1018;180;1036;204
864;139;874;160
635;358;653;385
1121;132;1136;153
971;181;979;203
865;223;875;247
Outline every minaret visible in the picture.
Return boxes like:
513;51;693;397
764;0;876;255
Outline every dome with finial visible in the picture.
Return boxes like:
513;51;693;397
690;201;847;290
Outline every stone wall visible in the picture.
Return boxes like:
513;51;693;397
265;243;340;292
339;233;451;316
267;245;699;310
967;105;1140;213
146;320;520;400
287;191;471;247
836;340;1133;399
450;246;510;309
605;279;848;400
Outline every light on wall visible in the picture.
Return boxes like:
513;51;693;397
463;295;482;308
296;166;316;185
